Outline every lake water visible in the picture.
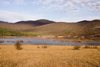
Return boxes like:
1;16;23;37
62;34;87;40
0;38;100;45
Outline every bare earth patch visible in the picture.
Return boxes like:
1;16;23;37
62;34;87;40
0;45;100;67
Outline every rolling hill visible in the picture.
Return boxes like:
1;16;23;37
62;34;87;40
16;19;55;26
0;19;100;39
0;19;55;29
0;21;8;23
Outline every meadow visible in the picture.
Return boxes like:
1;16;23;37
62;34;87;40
0;45;100;67
0;27;43;36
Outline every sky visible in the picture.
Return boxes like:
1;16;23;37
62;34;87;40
0;0;100;23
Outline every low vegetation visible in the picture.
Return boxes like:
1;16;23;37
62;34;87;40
0;40;4;43
42;45;48;48
84;45;90;48
84;45;98;49
28;41;31;42
37;46;40;48
92;46;98;49
19;40;24;43
73;45;81;50
15;41;22;50
0;27;43;36
65;31;72;34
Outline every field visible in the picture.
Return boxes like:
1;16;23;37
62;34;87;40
0;45;100;67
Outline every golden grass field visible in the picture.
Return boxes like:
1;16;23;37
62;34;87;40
0;45;100;67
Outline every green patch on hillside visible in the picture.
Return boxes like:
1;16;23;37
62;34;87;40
0;27;43;36
65;31;72;34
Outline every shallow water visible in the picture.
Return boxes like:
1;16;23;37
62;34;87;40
0;38;100;45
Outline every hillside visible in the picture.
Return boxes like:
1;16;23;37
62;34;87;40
16;19;55;26
0;21;8;23
27;20;100;35
0;19;55;29
0;19;100;39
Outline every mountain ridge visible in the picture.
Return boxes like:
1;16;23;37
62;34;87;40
15;19;55;26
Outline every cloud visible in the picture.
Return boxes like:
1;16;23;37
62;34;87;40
14;0;26;5
57;18;70;22
33;0;66;5
32;0;100;13
0;10;41;22
57;15;100;22
0;0;10;5
59;1;73;9
72;0;96;4
88;1;100;11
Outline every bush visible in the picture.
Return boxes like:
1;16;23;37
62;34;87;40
0;40;4;43
42;45;48;48
84;45;90;48
15;41;22;50
28;41;31;42
73;45;81;50
19;40;24;43
65;31;72;34
84;45;97;49
92;46;98;49
37;46;40;48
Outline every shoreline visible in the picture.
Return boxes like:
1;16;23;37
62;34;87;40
0;36;100;41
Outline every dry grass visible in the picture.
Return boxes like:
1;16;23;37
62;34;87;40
0;45;100;67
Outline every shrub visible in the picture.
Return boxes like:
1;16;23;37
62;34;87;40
0;40;4;43
73;45;81;50
19;40;24;43
86;31;89;34
92;46;98;49
84;45;90;48
28;41;31;42
42;45;48;48
15;41;22;50
65;31;72;34
84;45;97;49
37;46;40;48
39;32;43;35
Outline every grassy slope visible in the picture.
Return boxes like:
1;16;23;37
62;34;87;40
0;45;100;67
0;27;43;36
32;21;100;36
0;23;36;29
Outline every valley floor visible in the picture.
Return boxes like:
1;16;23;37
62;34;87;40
0;45;100;67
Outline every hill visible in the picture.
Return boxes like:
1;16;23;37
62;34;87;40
16;19;55;26
0;19;100;39
0;21;8;23
0;19;55;29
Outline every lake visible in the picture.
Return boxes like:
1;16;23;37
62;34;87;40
0;38;100;45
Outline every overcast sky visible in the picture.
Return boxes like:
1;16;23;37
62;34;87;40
0;0;100;23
